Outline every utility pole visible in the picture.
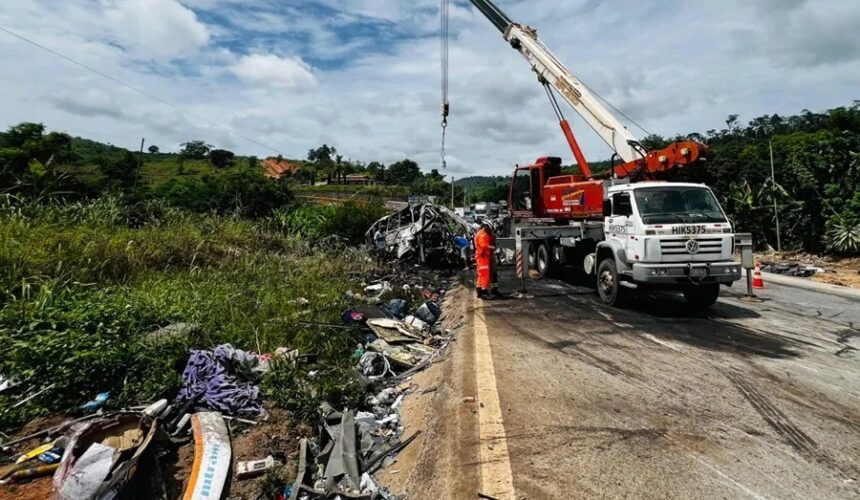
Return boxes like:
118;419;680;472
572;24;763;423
770;140;781;252
136;138;145;190
451;176;455;209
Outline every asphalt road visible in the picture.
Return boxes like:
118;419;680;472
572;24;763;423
468;271;860;499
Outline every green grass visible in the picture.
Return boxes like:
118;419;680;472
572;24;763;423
0;196;379;432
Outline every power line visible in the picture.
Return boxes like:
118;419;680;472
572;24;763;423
577;78;653;137
0;25;283;155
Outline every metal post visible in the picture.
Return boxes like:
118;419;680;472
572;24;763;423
736;233;761;302
516;229;527;294
451;175;455;209
770;141;781;252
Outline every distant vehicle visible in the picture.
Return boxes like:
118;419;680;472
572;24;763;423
471;202;500;221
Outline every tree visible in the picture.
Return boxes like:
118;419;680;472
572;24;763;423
387;159;422;185
180;140;211;159
148;145;160;154
367;161;385;182
99;151;138;188
209;149;236;168
307;144;338;183
471;183;509;205
640;134;669;151
0;123;73;189
1;122;45;149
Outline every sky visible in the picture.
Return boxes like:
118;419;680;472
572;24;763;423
1;0;858;177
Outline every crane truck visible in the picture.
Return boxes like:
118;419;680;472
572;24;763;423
461;0;742;308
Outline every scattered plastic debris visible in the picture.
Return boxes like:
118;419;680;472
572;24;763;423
79;392;110;414
237;455;280;480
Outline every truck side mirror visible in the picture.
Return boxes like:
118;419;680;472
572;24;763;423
602;199;612;217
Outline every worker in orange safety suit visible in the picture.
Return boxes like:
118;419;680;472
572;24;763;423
474;219;496;300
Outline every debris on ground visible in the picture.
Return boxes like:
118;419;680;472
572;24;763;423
145;322;199;346
78;392;110;415
0;376;15;394
366;203;474;266
759;260;824;278
182;412;231;500
53;413;159;499
758;252;860;288
236;455;280;480
177;344;266;417
0;260;459;500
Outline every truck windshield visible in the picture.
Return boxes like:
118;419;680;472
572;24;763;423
633;187;727;224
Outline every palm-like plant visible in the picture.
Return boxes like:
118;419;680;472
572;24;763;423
826;215;860;255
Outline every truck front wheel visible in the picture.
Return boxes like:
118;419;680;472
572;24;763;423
597;259;628;307
683;284;720;309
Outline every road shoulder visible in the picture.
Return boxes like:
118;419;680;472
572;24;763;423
376;285;482;499
755;269;860;300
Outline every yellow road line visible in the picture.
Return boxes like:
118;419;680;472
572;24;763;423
474;304;516;499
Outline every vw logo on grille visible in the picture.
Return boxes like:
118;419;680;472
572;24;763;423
686;239;700;254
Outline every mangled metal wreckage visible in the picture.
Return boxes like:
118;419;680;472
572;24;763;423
367;204;474;265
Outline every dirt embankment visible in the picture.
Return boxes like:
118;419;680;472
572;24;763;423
758;252;860;288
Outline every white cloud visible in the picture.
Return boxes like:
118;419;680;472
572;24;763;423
0;0;858;176
103;0;210;58
232;53;317;91
51;88;125;119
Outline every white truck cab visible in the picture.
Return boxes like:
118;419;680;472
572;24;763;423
596;182;742;307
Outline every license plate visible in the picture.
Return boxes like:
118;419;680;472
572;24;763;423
690;267;707;278
672;225;707;235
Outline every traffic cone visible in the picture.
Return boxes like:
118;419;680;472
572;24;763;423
752;262;765;289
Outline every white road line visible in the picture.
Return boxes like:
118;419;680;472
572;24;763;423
474;304;516;500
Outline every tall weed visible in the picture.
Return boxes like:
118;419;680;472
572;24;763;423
0;197;375;431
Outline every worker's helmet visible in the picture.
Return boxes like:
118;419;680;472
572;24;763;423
480;219;495;232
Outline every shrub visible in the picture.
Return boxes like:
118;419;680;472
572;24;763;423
272;201;386;245
147;168;293;217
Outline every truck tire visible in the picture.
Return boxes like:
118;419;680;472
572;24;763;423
527;243;538;271
683;284;720;309
536;243;551;278
597;258;628;307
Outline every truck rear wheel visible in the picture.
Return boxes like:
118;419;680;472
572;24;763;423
683;284;720;309
527;243;552;278
597;259;628;307
536;243;551;278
